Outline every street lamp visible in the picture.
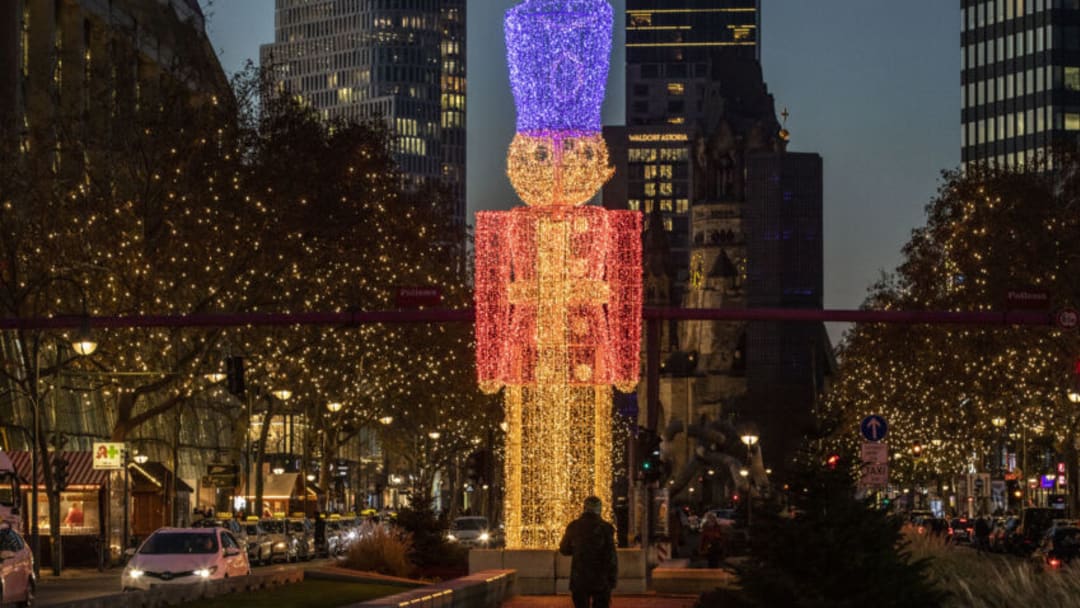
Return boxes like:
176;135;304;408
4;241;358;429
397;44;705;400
379;415;394;425
70;319;98;356
133;453;149;465
428;431;441;440
271;389;292;401
327;401;343;413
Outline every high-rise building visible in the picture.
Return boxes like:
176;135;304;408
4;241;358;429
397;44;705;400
607;0;832;485
261;0;466;225
744;152;829;464
961;0;1080;169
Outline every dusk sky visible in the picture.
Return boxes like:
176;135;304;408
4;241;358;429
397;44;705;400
199;1;958;340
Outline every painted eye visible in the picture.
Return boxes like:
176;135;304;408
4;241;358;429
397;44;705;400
534;145;549;162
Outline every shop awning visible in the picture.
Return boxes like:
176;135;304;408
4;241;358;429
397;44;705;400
130;461;194;493
246;473;299;499
7;451;110;488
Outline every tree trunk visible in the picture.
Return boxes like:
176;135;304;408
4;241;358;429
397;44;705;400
254;397;274;518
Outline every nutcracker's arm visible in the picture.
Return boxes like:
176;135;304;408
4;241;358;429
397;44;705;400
475;211;512;394
606;210;643;392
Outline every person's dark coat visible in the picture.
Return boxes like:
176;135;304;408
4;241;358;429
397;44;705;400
558;511;618;592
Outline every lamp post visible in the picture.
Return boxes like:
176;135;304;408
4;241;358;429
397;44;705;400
27;276;96;578
989;416;1008;512
739;429;759;542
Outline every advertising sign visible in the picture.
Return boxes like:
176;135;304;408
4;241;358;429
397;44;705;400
92;442;125;470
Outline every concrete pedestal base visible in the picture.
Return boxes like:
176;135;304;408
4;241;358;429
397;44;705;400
470;548;646;595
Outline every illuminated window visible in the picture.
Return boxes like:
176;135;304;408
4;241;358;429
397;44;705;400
628;199;641;211
644;200;654;213
675;199;689;213
660;199;673;212
644;165;658;179
644;183;656;196
659;183;673;196
1066;67;1080;91
659;165;673;179
1066;113;1080;131
663;218;673;232
667;117;685;125
667;83;684;96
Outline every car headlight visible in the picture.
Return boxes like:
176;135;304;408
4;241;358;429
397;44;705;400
194;566;217;578
275;542;287;549
127;568;145;579
479;532;490;542
347;531;357;540
447;533;457;542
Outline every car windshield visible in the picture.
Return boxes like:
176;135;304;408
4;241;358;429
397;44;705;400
140;532;218;555
454;518;487;531
244;525;260;535
289;521;306;533
1053;528;1080;542
261;520;285;534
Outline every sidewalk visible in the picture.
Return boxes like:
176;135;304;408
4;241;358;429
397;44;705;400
502;594;698;608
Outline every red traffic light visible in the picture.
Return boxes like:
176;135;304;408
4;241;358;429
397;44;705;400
826;453;840;470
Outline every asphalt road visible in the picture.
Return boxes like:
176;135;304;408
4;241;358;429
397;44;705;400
36;558;333;607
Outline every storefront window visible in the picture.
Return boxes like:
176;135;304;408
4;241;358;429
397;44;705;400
36;491;99;535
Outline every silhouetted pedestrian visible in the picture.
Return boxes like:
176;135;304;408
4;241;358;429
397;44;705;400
559;496;618;608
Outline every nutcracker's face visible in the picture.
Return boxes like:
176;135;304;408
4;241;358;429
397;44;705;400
507;132;614;207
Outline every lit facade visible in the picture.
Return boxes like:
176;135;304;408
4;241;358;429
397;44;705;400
961;0;1080;169
476;0;641;549
261;0;466;224
0;0;228;159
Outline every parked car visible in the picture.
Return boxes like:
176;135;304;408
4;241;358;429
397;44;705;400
447;516;497;548
259;518;298;563
241;517;274;566
121;527;250;591
1035;525;1080;569
192;515;248;555
1012;508;1063;556
286;515;316;561
948;517;974;544
0;524;34;606
989;516;1019;552
325;517;347;556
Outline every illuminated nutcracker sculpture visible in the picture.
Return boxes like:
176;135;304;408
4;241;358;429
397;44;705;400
475;0;641;549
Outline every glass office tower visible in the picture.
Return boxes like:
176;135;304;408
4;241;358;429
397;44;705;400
262;0;466;225
961;0;1080;169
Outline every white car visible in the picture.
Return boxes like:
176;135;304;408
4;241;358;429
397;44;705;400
0;524;34;606
122;527;250;591
447;516;496;547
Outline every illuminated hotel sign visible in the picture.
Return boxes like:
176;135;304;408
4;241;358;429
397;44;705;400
628;133;689;143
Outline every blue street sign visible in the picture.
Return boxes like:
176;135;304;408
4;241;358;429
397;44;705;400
860;415;888;442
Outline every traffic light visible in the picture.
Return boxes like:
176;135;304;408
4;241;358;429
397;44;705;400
826;453;840;470
466;450;488;483
52;458;69;492
226;356;245;397
637;428;664;482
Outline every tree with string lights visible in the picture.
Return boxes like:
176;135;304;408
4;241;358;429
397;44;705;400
823;156;1080;510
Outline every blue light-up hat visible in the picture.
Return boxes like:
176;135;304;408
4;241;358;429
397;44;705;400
504;0;613;135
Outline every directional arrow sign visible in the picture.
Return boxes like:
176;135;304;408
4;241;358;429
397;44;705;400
860;415;888;442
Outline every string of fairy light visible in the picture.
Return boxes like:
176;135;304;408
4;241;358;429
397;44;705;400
0;67;491;477
477;0;640;549
824;162;1080;485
